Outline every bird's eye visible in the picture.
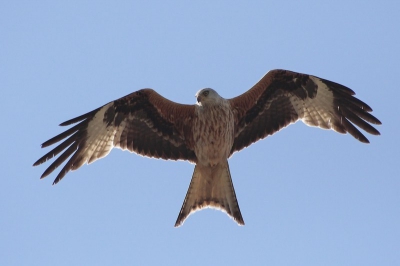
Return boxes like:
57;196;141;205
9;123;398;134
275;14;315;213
203;91;209;97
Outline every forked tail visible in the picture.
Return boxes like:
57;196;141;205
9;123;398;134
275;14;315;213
175;161;244;227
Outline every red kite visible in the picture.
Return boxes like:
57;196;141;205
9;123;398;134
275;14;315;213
34;69;381;226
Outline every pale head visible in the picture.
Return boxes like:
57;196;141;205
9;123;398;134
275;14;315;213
195;88;223;106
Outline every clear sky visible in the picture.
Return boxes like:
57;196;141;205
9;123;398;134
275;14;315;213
1;1;399;265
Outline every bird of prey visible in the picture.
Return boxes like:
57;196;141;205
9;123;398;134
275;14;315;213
34;69;381;227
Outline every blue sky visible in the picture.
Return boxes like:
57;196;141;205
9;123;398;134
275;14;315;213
1;1;399;265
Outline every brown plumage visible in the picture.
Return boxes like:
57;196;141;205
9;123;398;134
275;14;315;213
34;69;381;226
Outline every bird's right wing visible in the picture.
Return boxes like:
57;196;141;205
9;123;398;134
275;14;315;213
34;89;197;184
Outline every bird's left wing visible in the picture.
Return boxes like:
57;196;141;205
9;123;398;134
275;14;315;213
229;69;381;154
34;89;197;184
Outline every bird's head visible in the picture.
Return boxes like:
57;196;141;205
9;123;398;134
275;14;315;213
195;88;222;106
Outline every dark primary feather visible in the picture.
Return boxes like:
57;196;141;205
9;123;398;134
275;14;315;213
229;69;381;154
34;89;196;184
33;113;98;167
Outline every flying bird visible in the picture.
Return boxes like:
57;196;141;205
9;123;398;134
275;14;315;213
34;69;381;227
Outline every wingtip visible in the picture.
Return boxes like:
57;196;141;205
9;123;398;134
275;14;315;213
51;175;62;185
40;172;49;179
51;173;64;185
359;137;370;144
41;139;54;148
375;118;382;126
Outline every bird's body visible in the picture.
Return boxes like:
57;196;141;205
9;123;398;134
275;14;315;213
34;69;381;226
193;89;235;167
177;89;242;226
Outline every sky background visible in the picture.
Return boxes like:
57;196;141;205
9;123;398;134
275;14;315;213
1;1;399;265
